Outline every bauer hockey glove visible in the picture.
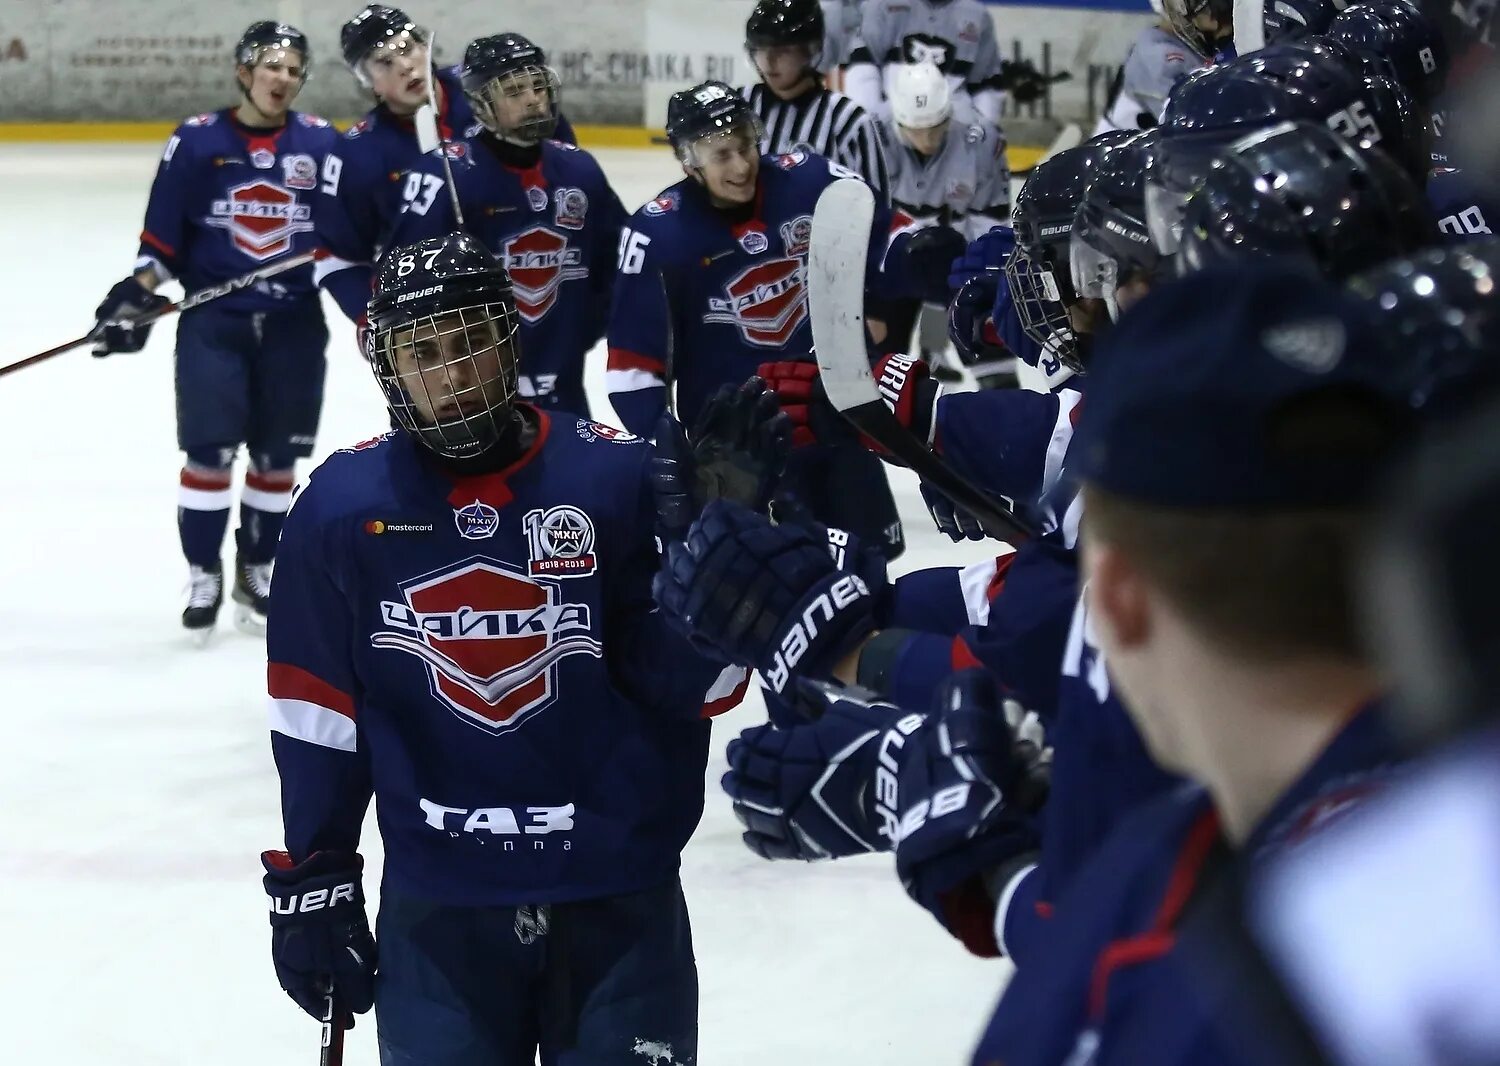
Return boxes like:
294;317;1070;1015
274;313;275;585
892;670;1051;957
91;276;169;356
652;377;792;542
920;480;1001;543
653;499;878;693
756;360;859;449
261;850;377;1027
722;680;924;860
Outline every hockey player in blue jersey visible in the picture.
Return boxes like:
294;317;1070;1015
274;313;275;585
258;232;756;1065
315;7;579;332
383;34;623;417
91;21;337;640
606;79;963;562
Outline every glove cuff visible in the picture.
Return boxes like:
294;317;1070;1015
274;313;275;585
873;354;940;448
261;850;367;925
760;572;878;695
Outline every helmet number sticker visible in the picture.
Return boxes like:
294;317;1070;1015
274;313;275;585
1325;101;1380;145
394;245;445;277
401;172;446;216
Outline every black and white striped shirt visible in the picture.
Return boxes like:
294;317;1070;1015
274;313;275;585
741;82;891;204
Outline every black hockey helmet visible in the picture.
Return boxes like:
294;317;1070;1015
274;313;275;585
1163;0;1236;59
367;233;522;461
1263;0;1346;44
234;21;311;82
340;5;427;84
1071;130;1170;323
666;80;766;167
1329;1;1450;104
461;33;560;144
1178;120;1436;281
1005;128;1136;373
1347;237;1500;412
746;0;826;58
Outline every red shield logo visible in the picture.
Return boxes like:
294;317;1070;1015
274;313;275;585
371;558;603;734
704;258;808;347
502;226;587;324
208;180;313;260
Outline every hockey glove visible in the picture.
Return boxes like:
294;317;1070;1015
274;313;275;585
92;276;169;356
653;498;878;694
947;225;1016;296
998;58;1062;106
771;493;891;617
893;670;1051;957
756;360;858;449
920;481;996;543
722;681;924;860
872;352;941;449
261;850;377;1028
900;226;969;306
652;378;791;542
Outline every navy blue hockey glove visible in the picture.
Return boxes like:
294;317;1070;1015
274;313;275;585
947;226;1015;296
920;480;1008;543
756;360;859;449
901;226;970;306
771;493;891;614
652;378;792;542
722;681;925;859
261;850;377;1028
998;58;1065;105
91;276;169;356
653;498;879;692
893;670;1051;957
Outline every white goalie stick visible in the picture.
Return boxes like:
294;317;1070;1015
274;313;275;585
809;178;1037;543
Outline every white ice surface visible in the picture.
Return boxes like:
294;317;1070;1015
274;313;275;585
0;144;1011;1065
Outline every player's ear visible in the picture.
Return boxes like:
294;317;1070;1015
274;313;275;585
1082;534;1152;652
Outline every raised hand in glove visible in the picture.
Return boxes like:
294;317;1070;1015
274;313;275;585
261;850;378;1028
893;670;1051;957
722;680;924;859
653;498;878;693
756;360;858;449
652;377;792;542
998;58;1062;106
92;275;170;356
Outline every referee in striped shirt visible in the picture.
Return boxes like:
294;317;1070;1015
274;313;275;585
739;0;891;204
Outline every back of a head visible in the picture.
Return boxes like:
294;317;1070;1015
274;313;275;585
1073;131;1169;318
1075;262;1434;662
1177;120;1435;281
1328;0;1451;105
1262;0;1346;45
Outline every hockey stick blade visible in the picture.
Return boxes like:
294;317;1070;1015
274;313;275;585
1;249;324;380
809;179;1035;543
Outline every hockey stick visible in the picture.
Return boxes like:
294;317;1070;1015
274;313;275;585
318;983;345;1066
413;33;467;228
1;248;327;380
808;179;1036;543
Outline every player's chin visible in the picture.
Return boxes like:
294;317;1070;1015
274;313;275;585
717;181;756;204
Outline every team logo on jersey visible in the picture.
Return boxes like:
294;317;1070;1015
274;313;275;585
554;187;589;230
455;499;501;540
184;112;218;127
774;149;808;170
281;154;317;190
644;192;679;216
371;557;603;735
443;141;468;160
526;185;549;212
207;180;314;260
779;215;812;257
705;257;808;347
738;229;769;254
249;147;277;169
523;505;598;578
339;430;396;453
958;20;980;43
902;34;953;71
346;117;371;138
502;226;587;323
575;420;639;444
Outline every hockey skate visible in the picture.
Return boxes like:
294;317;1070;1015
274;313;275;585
231;554;272;635
182;564;223;646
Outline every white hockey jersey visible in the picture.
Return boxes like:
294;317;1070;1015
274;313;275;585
885;119;1010;241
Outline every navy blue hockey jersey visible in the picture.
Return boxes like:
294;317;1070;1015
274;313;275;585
1429;166;1495;243
136;109;338;313
384;136;626;416
974;706;1403;1066
605;149;894;438
266;411;750;905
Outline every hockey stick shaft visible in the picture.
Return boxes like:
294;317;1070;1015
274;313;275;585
414;34;466;229
319;984;345;1066
0;248;325;380
809;179;1036;543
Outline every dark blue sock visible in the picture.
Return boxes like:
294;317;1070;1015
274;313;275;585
177;466;232;568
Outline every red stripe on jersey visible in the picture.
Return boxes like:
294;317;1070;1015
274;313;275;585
444;408;552;511
140;229;177;259
607;347;667;374
268;662;356;720
246;469;296;492
701;671;752;719
987;552;1017;602
180;467;232;491
951;636;982;671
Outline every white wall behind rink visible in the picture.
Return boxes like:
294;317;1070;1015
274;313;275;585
0;0;1154;127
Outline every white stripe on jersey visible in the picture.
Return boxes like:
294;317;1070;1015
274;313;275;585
742;82;891;203
269;696;358;752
